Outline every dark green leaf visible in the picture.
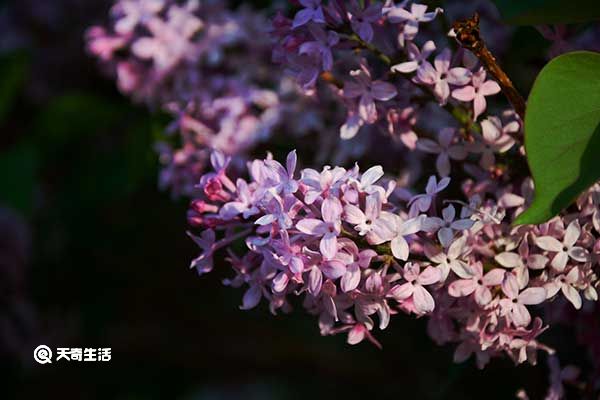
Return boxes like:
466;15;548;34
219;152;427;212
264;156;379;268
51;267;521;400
491;0;600;25
515;51;600;225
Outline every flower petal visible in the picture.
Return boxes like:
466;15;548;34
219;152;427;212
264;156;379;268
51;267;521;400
391;235;410;260
413;285;435;314
448;279;476;297
535;236;563;252
518;287;546;305
494;252;522;268
562;284;582;309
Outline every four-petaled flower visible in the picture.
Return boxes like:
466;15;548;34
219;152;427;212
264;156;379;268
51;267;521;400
299;25;340;71
535;220;590;272
544;267;585;309
344;64;398;124
469;116;516;169
423;205;474;248
292;0;325;29
448;262;504;306
386;3;442;45
499;274;547;327
416;128;467;177
347;1;383;43
391;40;436;74
408;175;450;217
390;263;442;314
387;214;424;261
415;48;472;105
296;197;343;260
452;68;501;120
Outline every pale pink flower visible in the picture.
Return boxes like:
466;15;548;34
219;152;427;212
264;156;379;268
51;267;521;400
388;214;423;261
495;236;549;270
255;196;298;229
85;26;127;61
452;68;501;120
535;220;590;272
296;197;343;260
386;3;442;45
132;5;203;71
408;175;450;217
544;267;584;309
415;49;472;105
301;165;348;204
469;116;516;169
351;165;385;194
344;64;397;123
332;241;376;292
219;179;259;220
390;263;441;314
391;40;436;74
264;149;299;195
448;262;504;306
424;235;471;281
423;205;474;247
347;323;382;349
386;106;418;148
112;0;165;34
499;274;546;327
272;230;304;275
416;127;467;176
344;192;384;237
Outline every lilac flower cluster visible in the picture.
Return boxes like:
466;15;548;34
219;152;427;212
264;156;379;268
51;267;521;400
87;0;286;197
87;0;372;197
272;0;505;143
87;0;600;377
188;149;599;368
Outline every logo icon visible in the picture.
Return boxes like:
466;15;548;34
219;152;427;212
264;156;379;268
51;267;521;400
33;345;53;364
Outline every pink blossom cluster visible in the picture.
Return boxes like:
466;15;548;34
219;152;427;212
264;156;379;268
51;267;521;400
86;0;370;197
272;0;505;144
86;0;600;377
187;149;599;368
87;0;286;196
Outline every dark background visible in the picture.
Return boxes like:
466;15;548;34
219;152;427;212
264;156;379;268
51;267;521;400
0;0;584;398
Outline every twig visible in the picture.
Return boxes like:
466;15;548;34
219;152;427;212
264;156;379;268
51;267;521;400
451;13;526;120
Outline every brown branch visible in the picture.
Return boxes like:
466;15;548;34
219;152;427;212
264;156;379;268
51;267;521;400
451;13;526;120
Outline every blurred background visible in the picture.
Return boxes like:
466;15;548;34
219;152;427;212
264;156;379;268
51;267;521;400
0;0;591;398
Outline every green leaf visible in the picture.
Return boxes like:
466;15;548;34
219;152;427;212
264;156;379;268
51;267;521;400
514;51;600;225
491;0;600;25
